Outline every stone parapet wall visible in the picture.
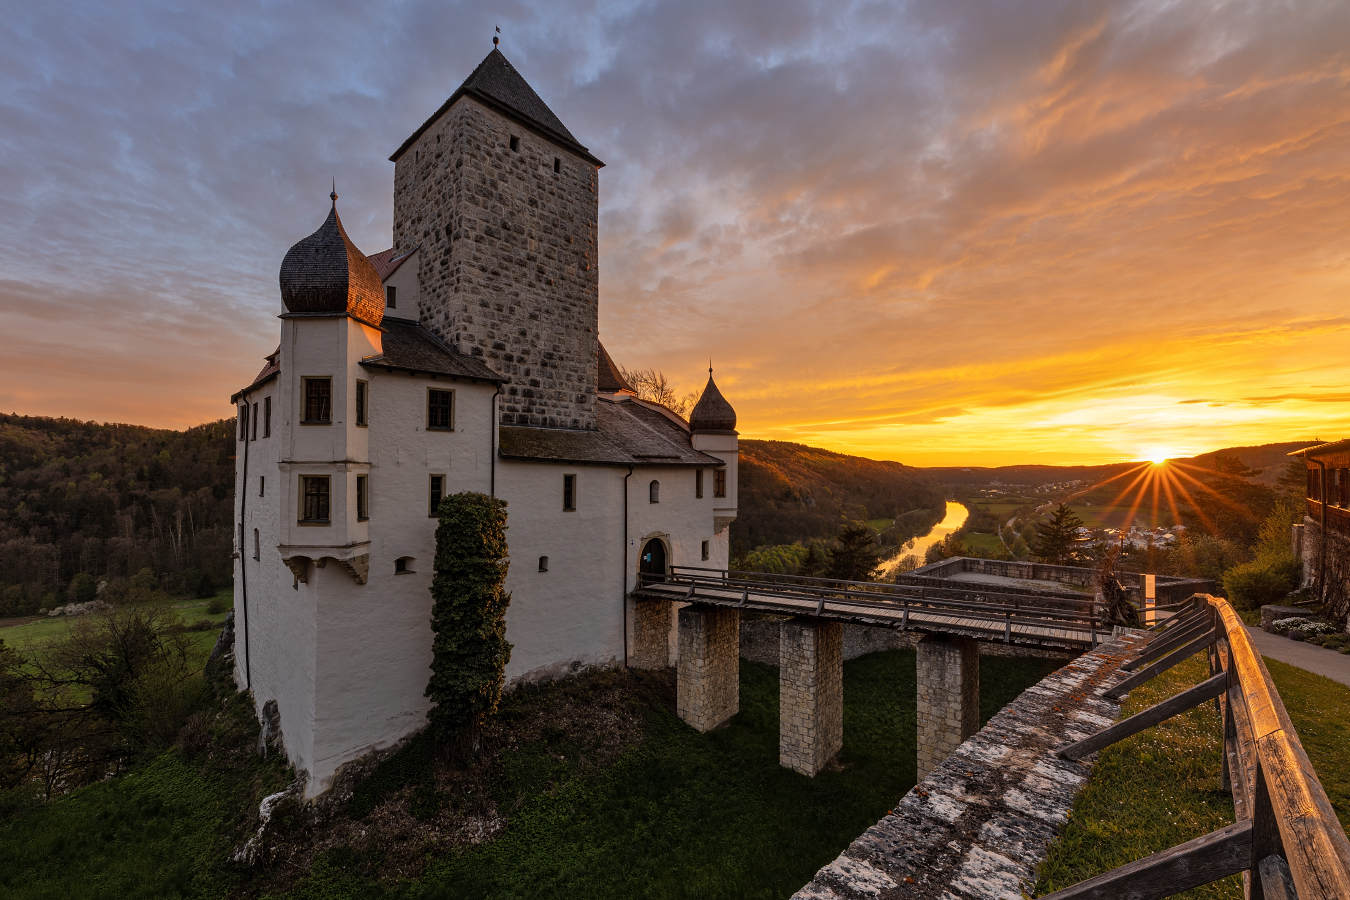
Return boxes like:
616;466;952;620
793;630;1151;900
392;97;600;429
676;606;740;732
779;620;844;776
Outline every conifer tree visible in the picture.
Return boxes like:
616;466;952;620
425;492;512;754
1033;503;1088;565
796;545;828;580
828;523;882;581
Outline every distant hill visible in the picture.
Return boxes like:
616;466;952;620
0;414;235;616
733;440;945;556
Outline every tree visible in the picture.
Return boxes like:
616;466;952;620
426;492;513;755
796;544;828;580
615;365;701;418
1033;504;1088;565
1195;455;1276;547
827;523;881;581
1276;457;1309;503
1097;543;1139;627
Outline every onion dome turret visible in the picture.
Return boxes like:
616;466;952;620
279;190;385;327
689;369;737;433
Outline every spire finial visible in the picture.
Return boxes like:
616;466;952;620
493;25;500;46
709;359;714;377
330;178;337;207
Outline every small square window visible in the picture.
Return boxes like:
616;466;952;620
553;157;561;173
300;476;331;523
263;396;272;437
563;474;576;511
356;380;368;426
701;540;709;561
356;475;369;521
429;474;445;517
539;556;549;572
509;135;519;152
713;469;726;498
304;378;332;423
386;285;397;309
395;556;414;574
695;469;704;499
428;389;454;430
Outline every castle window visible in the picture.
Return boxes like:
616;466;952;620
300;476;330;523
356;475;369;521
563;474;576;511
251;402;258;440
355;380;368;426
395;556;414;574
509;135;519;152
254;529;260;561
303;378;332;423
539;556;549;572
386;285;396;309
263;397;272;437
238;404;248;440
702;540;709;561
428;389;454;430
649;480;660;503
429;475;445;516
259;476;265;497
696;469;704;498
714;469;726;498
553;157;561;173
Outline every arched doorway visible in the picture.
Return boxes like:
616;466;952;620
639;538;667;584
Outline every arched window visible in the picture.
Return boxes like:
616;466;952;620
649;480;660;503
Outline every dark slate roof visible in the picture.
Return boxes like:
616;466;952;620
598;343;634;393
391;48;603;166
368;246;417;282
689;373;737;433
498;395;724;467
360;317;503;382
279;198;385;327
230;347;280;403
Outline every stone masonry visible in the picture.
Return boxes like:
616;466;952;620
916;634;980;781
780;618;844;776
677;606;740;732
793;630;1151;899
392;97;600;429
630;598;671;669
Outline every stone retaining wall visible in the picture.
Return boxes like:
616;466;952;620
791;629;1150;900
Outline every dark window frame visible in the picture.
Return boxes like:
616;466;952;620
713;468;726;498
701;540;709;561
259;475;265;497
263;396;272;437
254;528;260;561
300;475;331;524
563;474;577;511
355;380;368;427
238;404;248;441
251;402;259;440
429;474;445;517
386;285;397;309
695;469;704;498
427;388;454;431
509;135;520;152
356;474;369;521
649;480;660;504
303;378;333;424
538;555;549;572
553;157;561;173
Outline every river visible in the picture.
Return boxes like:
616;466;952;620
874;500;969;579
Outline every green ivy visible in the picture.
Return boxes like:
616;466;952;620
425;492;513;749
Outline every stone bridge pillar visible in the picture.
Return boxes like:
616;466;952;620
677;606;740;732
916;634;980;780
630;598;671;669
779;618;843;776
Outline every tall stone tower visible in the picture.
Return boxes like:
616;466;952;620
390;48;604;429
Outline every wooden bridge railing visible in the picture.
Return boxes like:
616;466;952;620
1045;594;1350;900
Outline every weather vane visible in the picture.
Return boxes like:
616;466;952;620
493;25;500;46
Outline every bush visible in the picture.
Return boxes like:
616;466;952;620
1224;556;1301;610
426;493;513;753
206;595;228;615
67;573;97;605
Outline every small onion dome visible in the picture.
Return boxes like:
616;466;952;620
689;371;737;432
279;192;384;327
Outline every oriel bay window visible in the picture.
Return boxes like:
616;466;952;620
427;389;454;430
300;476;331;523
304;378;332;423
714;468;726;498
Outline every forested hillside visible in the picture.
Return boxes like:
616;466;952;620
0;414;235;617
732;440;945;556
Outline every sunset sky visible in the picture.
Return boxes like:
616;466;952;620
1;0;1347;466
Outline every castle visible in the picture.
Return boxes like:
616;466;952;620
230;47;739;798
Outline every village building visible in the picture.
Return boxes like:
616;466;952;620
230;47;739;798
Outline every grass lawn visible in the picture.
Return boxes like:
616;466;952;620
867;518;894;532
961;532;1004;553
1;649;1061;900
1034;652;1350;898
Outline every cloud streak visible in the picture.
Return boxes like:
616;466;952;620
0;0;1347;461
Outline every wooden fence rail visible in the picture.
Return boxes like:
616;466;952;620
1044;594;1350;900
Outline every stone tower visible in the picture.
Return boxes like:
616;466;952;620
390;48;604;429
